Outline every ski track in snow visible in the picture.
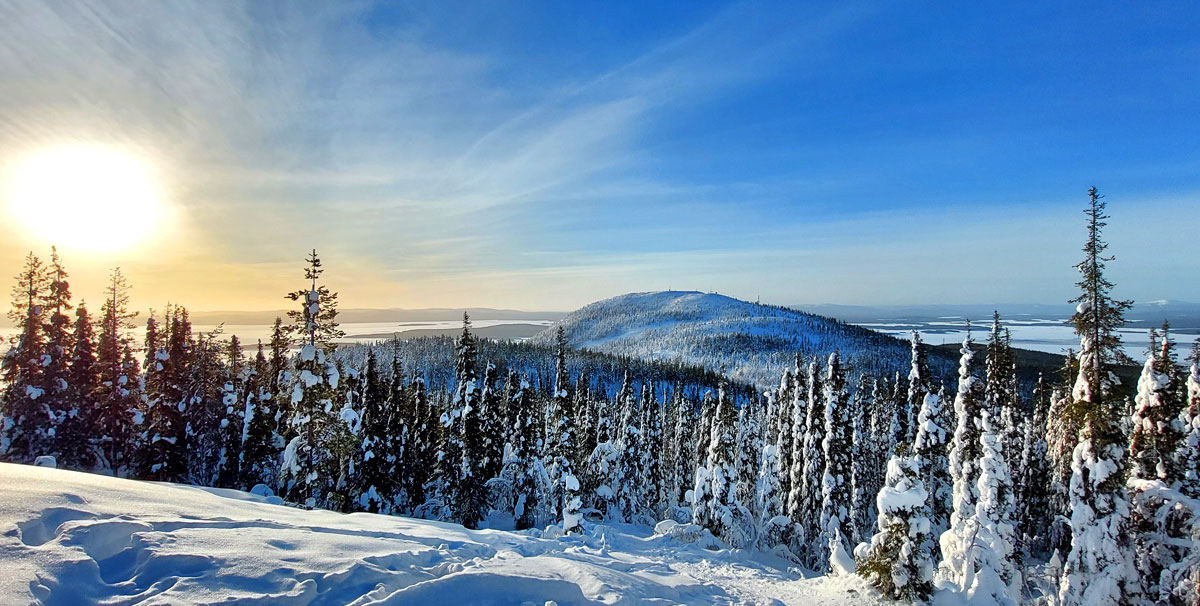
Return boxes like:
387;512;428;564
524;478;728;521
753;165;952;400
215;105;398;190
0;463;884;606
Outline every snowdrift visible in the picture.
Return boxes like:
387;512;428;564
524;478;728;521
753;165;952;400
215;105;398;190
0;462;883;605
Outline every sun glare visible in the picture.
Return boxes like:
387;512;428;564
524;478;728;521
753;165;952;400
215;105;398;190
5;144;165;253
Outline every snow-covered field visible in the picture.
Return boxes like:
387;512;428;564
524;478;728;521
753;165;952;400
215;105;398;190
0;463;883;606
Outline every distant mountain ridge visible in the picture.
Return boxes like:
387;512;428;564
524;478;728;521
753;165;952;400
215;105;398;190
532;291;956;388
182;307;567;326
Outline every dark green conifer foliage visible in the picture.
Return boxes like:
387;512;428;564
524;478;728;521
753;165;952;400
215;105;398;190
2;252;49;462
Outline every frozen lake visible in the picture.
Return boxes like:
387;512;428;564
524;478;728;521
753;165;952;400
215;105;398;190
852;317;1198;359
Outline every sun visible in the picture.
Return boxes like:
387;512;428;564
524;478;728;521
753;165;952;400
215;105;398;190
5;143;165;253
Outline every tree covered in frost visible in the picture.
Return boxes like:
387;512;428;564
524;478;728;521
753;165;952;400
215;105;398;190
906;332;932;445
734;395;762;522
1058;187;1140;606
819;352;856;574
1180;339;1200;499
850;374;874;543
967;410;1019;606
669;387;695;515
616;374;643;522
785;362;807;525
1045;350;1080;556
279;251;345;509
856;450;935;602
1016;373;1052;558
913;385;951;557
355;349;396;512
640;381;666;521
940;327;982;584
693;379;745;546
548;327;581;531
1127;326;1192;604
798;357;825;565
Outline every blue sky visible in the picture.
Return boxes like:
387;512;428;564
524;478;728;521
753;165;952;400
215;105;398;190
0;1;1197;311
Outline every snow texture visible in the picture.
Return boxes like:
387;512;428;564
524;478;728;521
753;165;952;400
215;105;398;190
0;462;890;606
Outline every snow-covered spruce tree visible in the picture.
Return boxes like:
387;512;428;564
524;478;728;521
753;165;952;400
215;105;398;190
41;248;73;463
1130;325;1185;484
1058;187;1140;606
59;302;99;471
774;365;796;510
452;313;488;528
757;444;792;553
734;395;762;527
573;369;594;471
477;362;503;486
94;268;140;476
1045;350;1080;556
670;389;696;517
214;335;247;488
584;383;621;522
489;373;532;528
1180;339;1200;499
856;449;935;603
267;318;291;443
984;314;1022;476
239;341;278;491
850;374;873;545
913;385;951;560
279;250;346;509
864;377;891;524
1128;326;1191;604
138;309;175;480
820;352;857;575
548;327;581;532
693;379;746;546
785;362;808;525
968;410;1019;606
939;327;983;585
356;349;395;513
2;252;49;462
907;331;932;446
616;375;643;523
410;374;439;514
799;356;826;566
1016;373;1052;558
386;350;414;512
641;382;665;521
185;328;227;487
694;389;715;493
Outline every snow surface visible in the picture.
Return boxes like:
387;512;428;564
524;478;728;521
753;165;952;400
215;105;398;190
1;463;889;606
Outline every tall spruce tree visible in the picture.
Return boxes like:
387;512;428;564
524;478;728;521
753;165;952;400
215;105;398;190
1057;187;1140;606
95;268;139;475
819;352;856;574
279;251;343;508
940;327;982;585
2;252;49;462
42;248;73;461
59;302;99;470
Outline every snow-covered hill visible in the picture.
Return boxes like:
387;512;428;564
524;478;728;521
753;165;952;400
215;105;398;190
532;291;950;388
1;462;885;605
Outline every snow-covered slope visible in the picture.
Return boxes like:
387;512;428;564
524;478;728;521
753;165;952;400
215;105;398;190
1;462;884;605
533;291;945;388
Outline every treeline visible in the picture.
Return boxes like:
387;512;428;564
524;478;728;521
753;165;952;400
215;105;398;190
1;190;1197;606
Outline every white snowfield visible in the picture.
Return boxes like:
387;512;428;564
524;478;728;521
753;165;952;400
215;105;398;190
0;463;884;606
